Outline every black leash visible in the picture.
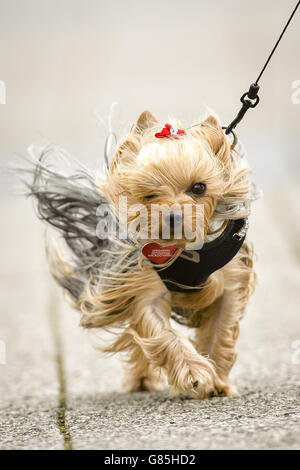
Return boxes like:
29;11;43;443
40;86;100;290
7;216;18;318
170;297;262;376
226;1;300;135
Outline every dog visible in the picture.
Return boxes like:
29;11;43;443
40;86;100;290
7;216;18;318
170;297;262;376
25;110;257;399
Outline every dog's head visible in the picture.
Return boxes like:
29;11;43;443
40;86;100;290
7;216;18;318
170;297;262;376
102;110;234;249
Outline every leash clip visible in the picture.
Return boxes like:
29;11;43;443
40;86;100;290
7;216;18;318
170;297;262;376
226;83;260;135
222;126;238;150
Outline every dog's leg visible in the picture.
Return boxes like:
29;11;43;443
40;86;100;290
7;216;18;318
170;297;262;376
123;345;166;392
125;290;217;398
194;293;240;397
194;244;256;397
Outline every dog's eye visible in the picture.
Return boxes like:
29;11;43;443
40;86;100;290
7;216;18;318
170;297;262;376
144;194;157;201
191;182;206;196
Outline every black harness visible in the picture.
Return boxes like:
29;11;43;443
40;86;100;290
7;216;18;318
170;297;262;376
154;218;248;293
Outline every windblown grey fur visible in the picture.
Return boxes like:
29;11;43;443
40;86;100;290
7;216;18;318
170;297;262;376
20;145;138;304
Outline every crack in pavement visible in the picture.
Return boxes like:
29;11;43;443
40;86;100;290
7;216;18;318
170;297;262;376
48;293;72;450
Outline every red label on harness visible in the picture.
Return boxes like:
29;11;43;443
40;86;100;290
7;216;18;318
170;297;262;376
142;243;178;264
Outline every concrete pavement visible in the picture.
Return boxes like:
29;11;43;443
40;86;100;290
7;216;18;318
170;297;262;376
0;195;299;449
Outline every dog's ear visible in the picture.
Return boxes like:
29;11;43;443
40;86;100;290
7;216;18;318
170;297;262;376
134;110;159;134
110;135;139;171
191;114;231;175
109;110;158;172
201;115;225;155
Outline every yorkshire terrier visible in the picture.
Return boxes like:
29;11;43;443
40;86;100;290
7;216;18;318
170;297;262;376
25;110;256;399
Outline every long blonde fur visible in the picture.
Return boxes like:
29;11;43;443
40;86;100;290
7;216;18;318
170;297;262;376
41;110;257;398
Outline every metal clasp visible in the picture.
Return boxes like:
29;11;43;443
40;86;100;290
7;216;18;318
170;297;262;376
225;83;260;135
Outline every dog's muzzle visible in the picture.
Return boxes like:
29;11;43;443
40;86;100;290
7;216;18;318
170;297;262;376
163;210;183;231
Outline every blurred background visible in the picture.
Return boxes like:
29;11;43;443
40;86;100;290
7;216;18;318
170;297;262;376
0;0;299;183
0;0;299;450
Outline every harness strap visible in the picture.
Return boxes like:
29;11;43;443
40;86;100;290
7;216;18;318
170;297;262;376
154;218;247;293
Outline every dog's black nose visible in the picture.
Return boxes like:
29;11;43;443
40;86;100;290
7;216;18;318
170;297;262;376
164;210;182;230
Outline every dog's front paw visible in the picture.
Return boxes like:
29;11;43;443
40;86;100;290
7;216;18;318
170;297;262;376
170;362;217;399
190;377;217;399
189;377;237;399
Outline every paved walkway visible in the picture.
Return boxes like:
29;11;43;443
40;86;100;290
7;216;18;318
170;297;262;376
0;195;299;450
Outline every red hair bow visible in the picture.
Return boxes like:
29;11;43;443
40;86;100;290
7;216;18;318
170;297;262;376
155;123;186;139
